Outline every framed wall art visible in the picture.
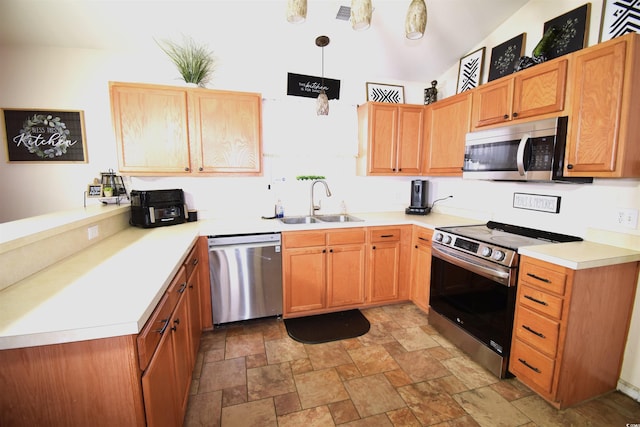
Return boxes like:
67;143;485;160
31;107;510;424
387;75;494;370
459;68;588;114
600;0;640;42
488;33;526;82
87;184;103;198
2;109;87;162
543;3;591;60
457;47;485;93
366;82;405;103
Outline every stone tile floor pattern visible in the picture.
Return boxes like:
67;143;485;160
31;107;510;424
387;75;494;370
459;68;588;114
184;303;640;426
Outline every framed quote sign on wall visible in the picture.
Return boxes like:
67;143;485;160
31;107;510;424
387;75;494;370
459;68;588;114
2;109;88;162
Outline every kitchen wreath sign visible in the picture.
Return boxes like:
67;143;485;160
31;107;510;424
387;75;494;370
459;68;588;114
2;109;87;162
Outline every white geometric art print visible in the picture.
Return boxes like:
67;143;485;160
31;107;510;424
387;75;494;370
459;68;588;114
366;82;405;103
457;47;485;94
600;0;640;42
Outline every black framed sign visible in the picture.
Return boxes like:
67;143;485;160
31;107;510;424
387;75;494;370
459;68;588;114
488;33;526;82
543;3;591;60
287;73;341;100
2;109;87;162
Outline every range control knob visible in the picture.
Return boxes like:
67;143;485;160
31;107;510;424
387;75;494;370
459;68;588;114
492;250;506;261
481;247;492;257
434;233;443;242
443;235;453;244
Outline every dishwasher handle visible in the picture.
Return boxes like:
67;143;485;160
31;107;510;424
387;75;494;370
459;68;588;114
208;233;281;249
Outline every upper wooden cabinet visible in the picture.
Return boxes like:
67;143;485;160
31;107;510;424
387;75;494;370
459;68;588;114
110;82;262;176
422;92;472;176
471;58;568;129
357;102;424;175
565;33;640;178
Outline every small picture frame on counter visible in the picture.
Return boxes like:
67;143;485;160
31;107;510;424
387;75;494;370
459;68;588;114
87;184;103;198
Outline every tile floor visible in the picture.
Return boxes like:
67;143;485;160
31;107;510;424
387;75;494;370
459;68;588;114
183;303;640;426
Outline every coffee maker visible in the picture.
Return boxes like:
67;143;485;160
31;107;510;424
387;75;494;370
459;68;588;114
405;180;431;215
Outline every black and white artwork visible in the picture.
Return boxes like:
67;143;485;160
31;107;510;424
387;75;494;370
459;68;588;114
457;47;485;93
488;33;526;82
600;0;640;42
366;82;405;103
543;3;591;60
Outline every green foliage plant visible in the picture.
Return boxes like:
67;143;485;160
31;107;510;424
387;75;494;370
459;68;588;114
156;36;216;87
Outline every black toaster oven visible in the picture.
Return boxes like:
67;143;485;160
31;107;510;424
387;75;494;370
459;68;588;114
130;189;188;228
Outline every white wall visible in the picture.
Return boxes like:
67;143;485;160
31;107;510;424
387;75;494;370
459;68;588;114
1;0;640;399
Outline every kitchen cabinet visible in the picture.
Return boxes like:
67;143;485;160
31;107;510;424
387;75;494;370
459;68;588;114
185;242;203;357
471;57;567;129
282;229;366;317
422;92;471;176
367;226;411;304
565;33;640;178
409;227;433;312
357;102;424;175
110;82;262;176
509;256;639;409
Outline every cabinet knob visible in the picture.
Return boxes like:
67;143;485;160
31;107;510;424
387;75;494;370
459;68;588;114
199;167;203;171
567;164;574;170
503;114;509;119
415;245;418;249
372;245;376;250
512;112;519;118
184;167;190;172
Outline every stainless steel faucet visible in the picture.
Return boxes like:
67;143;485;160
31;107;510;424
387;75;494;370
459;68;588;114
310;180;332;216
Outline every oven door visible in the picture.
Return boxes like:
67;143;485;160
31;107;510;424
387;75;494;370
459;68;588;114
430;244;517;356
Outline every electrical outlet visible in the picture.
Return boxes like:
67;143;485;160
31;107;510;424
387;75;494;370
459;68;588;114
87;225;99;240
616;208;638;229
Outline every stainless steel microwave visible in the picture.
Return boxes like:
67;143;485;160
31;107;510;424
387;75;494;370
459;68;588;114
462;116;592;183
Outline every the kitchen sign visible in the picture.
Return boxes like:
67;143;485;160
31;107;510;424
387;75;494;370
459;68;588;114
287;72;341;100
2;108;87;162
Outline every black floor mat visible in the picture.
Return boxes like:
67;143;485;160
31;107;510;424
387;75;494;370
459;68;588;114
284;309;370;344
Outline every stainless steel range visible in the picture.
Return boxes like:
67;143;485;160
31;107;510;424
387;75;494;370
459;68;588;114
429;221;581;378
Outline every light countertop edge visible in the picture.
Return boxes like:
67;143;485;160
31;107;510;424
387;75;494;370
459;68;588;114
518;241;640;269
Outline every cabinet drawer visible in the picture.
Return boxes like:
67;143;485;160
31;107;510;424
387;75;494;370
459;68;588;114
137;293;174;371
510;339;555;394
327;228;366;246
413;228;433;247
518;284;564;319
520;260;567;295
370;228;401;242
515;306;560;357
283;231;326;248
185;245;200;280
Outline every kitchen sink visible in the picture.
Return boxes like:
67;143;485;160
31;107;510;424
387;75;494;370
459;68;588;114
315;214;364;223
279;216;322;224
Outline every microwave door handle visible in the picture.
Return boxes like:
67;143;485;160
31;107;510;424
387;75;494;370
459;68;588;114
516;133;530;176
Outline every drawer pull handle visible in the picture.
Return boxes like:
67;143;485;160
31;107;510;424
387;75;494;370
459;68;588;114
518;358;541;373
526;272;551;283
155;318;170;335
418;237;430;242
192;258;199;266
524;294;548;306
178;282;187;293
522;324;546;338
380;234;395;238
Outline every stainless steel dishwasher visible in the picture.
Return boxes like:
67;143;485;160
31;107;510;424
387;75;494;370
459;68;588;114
208;233;283;324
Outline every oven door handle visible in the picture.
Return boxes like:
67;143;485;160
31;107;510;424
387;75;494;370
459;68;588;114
432;244;514;287
516;133;530;176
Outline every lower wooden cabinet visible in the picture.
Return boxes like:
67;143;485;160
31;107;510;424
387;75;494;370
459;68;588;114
366;226;412;304
510;256;639;408
409;227;433;312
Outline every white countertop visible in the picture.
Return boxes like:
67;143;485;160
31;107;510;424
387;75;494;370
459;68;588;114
1;210;638;351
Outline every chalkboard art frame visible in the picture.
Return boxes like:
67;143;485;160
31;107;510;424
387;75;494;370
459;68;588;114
2;109;88;162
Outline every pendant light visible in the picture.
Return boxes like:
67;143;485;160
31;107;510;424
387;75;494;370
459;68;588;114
405;0;427;40
315;35;330;116
286;0;307;24
350;0;372;31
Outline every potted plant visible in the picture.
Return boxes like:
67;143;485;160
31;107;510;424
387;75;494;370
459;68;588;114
156;36;216;87
103;186;113;197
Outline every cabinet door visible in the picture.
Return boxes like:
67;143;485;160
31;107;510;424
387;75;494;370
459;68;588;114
396;105;424;174
171;292;192;421
423;92;471;175
327;243;366;308
141;329;179;427
566;38;629;176
368;103;399;173
512;59;567;120
368;241;400;303
471;78;513;128
410;228;433;312
190;90;262;174
110;83;191;174
283;247;326;314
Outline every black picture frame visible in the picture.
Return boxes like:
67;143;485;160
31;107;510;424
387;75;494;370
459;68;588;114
488;33;526;82
543;3;591;60
599;0;640;42
366;82;405;103
2;108;87;162
456;47;486;93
